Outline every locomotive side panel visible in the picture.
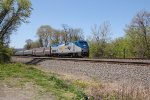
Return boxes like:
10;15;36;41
57;43;72;55
51;46;58;56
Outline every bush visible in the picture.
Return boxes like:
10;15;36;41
0;44;12;63
89;41;111;58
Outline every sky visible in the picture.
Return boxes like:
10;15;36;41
10;0;150;48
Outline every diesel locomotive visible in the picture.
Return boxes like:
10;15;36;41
15;40;89;57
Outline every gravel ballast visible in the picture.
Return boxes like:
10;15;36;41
12;57;150;88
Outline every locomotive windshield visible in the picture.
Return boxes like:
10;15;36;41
79;41;88;46
77;41;89;48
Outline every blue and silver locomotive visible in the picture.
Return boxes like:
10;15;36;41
15;40;89;57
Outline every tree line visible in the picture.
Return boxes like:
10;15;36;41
24;24;84;49
89;10;150;58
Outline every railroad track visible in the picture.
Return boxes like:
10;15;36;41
14;56;150;65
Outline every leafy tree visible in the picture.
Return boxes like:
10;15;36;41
24;39;32;50
109;37;132;58
0;0;14;24
51;30;62;44
30;40;41;48
0;0;32;45
24;40;43;49
37;25;53;47
0;0;32;63
89;40;101;58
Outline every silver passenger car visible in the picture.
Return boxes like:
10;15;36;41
23;50;33;56
15;51;24;56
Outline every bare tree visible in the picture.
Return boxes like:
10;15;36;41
62;24;69;44
91;21;111;44
61;24;84;43
38;35;43;47
91;21;111;57
68;28;84;41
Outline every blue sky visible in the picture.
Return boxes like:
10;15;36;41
10;0;150;48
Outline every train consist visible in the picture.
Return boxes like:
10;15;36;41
15;40;89;57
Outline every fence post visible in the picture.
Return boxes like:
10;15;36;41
123;48;126;59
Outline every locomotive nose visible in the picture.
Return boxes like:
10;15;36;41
81;48;89;57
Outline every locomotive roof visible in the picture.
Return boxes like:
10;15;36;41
51;40;87;47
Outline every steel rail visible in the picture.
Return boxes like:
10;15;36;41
13;56;150;65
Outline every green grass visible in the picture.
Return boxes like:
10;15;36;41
0;63;88;100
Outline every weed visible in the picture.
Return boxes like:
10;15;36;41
88;82;150;100
73;79;89;89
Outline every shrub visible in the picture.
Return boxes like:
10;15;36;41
0;44;12;63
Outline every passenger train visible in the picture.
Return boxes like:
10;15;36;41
15;40;89;57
